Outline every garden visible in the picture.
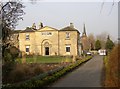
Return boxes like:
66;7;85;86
3;56;72;84
2;55;92;88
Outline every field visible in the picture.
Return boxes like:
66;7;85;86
16;56;73;63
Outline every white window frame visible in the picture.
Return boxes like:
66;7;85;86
26;33;30;40
66;45;70;52
26;45;30;52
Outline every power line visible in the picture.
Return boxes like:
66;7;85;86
108;0;115;15
100;0;105;14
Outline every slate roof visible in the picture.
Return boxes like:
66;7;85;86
10;30;22;35
60;26;80;33
20;27;36;33
13;30;22;33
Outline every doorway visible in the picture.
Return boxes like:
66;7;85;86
45;47;49;55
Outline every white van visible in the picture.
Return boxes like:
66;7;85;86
98;49;106;56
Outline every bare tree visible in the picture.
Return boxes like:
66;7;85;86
88;33;95;50
96;32;108;49
1;0;25;59
81;37;90;51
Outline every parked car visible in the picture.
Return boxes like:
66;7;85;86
86;52;92;55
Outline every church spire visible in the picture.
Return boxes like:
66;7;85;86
82;23;87;37
107;35;110;40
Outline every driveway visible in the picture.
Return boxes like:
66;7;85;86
51;55;104;87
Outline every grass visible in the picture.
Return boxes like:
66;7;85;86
103;56;109;71
16;56;72;63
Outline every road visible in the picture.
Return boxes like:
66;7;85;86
51;55;104;87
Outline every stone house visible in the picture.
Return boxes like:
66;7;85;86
18;23;82;56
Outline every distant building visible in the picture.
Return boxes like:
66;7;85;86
17;23;82;56
80;24;90;53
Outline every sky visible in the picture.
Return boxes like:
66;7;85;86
16;0;118;41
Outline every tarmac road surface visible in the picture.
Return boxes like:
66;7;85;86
51;55;104;87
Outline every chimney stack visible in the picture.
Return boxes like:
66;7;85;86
39;22;43;29
32;23;36;29
70;23;74;28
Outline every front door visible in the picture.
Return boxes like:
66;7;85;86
45;47;49;55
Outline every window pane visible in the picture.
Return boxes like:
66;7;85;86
26;34;29;40
26;46;30;52
66;47;70;52
66;32;70;38
26;48;29;52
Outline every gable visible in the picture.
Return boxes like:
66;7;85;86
38;26;58;32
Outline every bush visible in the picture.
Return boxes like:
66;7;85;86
75;56;82;61
33;66;44;75
8;64;30;83
3;46;19;63
9;67;26;83
2;62;15;84
3;50;12;62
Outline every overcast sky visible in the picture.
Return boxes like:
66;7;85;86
16;1;118;41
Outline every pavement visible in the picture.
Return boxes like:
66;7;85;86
51;55;104;87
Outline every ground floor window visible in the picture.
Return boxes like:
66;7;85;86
66;45;70;52
26;45;30;52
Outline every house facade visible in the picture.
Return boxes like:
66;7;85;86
18;23;81;56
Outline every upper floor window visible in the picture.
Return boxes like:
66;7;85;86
26;33;30;40
66;32;70;39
